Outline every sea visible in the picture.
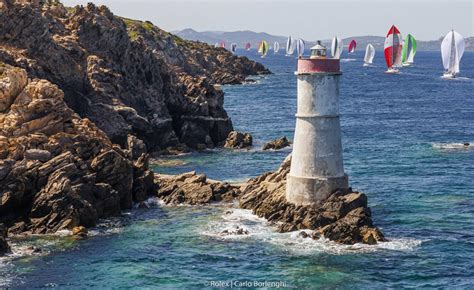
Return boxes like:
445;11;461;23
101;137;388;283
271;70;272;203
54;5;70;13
1;49;473;288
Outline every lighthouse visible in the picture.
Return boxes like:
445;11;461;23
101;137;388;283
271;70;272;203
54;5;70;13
286;41;349;206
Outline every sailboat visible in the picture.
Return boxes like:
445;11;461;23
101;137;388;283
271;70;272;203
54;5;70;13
384;25;403;74
296;39;305;58
402;33;417;66
230;43;237;53
441;30;465;78
274;41;280;54
258;40;269;58
245;43;251;51
214;42;219;48
348;40;357;54
285;36;294;56
220;41;226;48
363;44;375;66
331;36;343;59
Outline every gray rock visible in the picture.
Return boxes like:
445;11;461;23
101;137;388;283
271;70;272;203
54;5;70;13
24;149;52;162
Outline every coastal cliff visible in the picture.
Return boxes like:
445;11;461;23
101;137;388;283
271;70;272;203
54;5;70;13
0;0;269;152
0;63;153;236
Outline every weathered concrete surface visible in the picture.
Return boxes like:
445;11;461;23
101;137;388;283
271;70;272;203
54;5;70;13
287;64;348;206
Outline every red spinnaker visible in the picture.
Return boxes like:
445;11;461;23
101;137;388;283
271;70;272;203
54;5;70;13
384;25;403;68
348;40;357;53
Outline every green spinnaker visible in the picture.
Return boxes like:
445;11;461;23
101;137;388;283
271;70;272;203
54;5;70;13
402;34;417;64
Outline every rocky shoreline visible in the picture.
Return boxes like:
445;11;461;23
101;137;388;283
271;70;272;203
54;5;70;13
0;0;269;153
0;63;154;238
0;0;384;256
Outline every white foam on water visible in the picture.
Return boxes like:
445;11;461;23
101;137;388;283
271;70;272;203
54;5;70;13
341;58;357;62
201;208;422;255
432;142;473;151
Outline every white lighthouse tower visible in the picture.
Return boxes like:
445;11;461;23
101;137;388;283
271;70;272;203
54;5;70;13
286;41;349;206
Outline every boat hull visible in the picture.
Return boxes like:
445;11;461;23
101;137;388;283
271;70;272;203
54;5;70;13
385;68;400;74
442;72;456;79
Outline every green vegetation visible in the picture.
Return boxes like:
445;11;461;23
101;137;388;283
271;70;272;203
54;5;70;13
142;21;154;32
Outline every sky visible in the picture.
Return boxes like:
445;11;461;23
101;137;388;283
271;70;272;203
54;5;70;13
62;0;473;41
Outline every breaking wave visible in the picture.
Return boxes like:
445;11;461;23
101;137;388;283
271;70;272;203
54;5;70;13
201;208;422;255
432;142;473;151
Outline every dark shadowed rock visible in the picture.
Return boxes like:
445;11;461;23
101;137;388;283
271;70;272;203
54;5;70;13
262;136;291;150
224;131;253;149
0;223;10;256
155;171;241;205
239;155;385;245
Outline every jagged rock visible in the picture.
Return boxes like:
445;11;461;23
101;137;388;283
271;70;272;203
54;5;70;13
72;225;88;239
224;131;253;149
239;155;385;245
262;136;291;151
0;223;10;256
155;171;241;205
0;2;269;151
0;64;153;235
220;226;249;236
24;149;51;162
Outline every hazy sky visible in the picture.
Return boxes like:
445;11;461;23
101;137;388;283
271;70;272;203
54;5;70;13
62;0;473;40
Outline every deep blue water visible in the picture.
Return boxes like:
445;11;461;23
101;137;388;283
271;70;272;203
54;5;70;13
1;50;473;288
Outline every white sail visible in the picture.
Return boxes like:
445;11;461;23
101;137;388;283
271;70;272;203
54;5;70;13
285;36;294;55
331;36;343;59
441;30;465;76
296;39;305;58
364;44;375;64
274;41;280;54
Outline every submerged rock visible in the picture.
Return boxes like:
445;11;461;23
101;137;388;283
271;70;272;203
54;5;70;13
155;171;241;205
224;131;253;149
262;136;291;151
239;155;385;245
0;64;153;235
221;226;249;236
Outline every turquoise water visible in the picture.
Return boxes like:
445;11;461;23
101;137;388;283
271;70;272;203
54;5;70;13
1;50;474;288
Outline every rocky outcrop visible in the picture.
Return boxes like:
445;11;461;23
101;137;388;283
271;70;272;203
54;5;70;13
0;63;154;234
156;171;241;205
239;155;385;245
224;131;253;149
262;136;291;150
0;1;269;152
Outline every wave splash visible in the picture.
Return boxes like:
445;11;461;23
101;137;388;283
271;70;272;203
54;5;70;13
201;208;422;255
432;142;473;151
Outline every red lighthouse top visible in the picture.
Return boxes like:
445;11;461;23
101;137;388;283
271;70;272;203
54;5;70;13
297;58;340;74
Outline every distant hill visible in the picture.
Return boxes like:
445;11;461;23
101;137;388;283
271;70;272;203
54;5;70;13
175;29;474;51
174;28;288;49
